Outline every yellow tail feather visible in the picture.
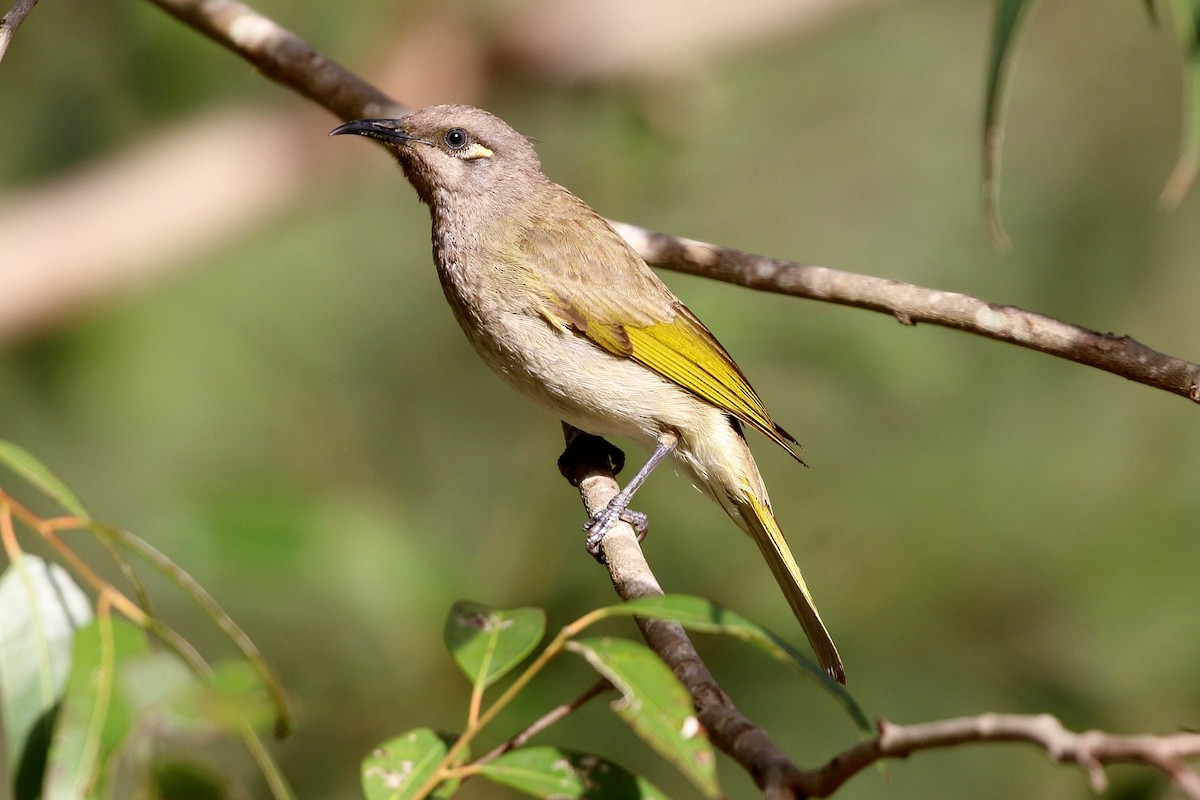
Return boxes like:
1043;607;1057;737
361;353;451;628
738;494;845;684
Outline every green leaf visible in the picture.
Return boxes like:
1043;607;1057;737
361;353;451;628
444;601;545;690
566;637;718;799
0;441;89;518
612;595;870;733
117;650;197;720
361;728;458;800
1161;0;1200;207
480;746;669;799
138;655;296;799
42;616;150;800
156;659;277;736
982;0;1035;250
0;556;93;780
152;759;228;800
119;655;294;800
93;522;293;738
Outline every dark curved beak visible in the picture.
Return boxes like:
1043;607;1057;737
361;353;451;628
329;119;423;145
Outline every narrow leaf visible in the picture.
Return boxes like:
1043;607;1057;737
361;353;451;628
150;759;228;800
0;556;93;777
481;746;669;799
240;723;299;800
42;617;150;800
119;653;294;800
1161;0;1200;207
1145;0;1161;26
611;595;870;732
95;522;293;738
566;637;718;799
121;656;275;738
982;0;1035;250
0;441;89;518
444;601;545;690
361;728;457;800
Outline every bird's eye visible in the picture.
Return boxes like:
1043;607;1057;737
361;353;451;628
444;128;468;150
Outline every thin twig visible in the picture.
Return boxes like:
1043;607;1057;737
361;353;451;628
0;0;38;63
0;501;19;561
797;713;1200;798
36;526;148;624
472;677;615;767
135;0;1200;406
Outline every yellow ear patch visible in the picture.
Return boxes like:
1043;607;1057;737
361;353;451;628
460;142;494;160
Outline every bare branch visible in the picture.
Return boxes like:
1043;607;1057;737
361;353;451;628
612;223;1200;404
144;0;405;121
134;0;1200;405
0;0;38;63
473;677;614;768
798;713;1200;798
557;425;808;797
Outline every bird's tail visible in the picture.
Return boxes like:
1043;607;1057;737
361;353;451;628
734;492;845;684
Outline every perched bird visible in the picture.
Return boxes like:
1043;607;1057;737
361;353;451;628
331;105;845;683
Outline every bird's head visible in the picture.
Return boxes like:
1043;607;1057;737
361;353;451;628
330;104;543;205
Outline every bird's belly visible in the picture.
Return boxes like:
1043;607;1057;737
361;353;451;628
452;303;769;512
462;309;699;447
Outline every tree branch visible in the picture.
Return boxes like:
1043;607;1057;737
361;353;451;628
140;0;1200;406
797;713;1200;798
558;428;1200;798
612;222;1200;404
473;677;614;768
145;0;405;122
557;425;809;798
0;0;38;63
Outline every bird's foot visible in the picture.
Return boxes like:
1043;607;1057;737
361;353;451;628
583;498;648;562
622;509;649;542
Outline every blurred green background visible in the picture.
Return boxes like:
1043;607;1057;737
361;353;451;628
2;0;1199;797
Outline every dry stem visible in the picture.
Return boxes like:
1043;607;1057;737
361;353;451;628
800;713;1200;798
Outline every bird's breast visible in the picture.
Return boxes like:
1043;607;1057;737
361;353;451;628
425;203;738;465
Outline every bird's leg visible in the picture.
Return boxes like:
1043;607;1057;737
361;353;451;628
557;424;650;558
583;432;677;558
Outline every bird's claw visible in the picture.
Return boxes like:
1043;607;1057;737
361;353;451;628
583;502;649;562
621;509;649;542
583;506;619;561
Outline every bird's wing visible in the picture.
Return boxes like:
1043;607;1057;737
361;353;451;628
524;197;803;462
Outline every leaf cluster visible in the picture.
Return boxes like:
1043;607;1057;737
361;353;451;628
0;441;293;799
363;597;868;799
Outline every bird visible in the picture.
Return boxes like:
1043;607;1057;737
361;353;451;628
330;105;845;683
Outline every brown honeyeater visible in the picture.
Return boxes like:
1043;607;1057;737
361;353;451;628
331;105;845;683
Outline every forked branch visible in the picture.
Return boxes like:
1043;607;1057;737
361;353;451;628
801;713;1200;798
